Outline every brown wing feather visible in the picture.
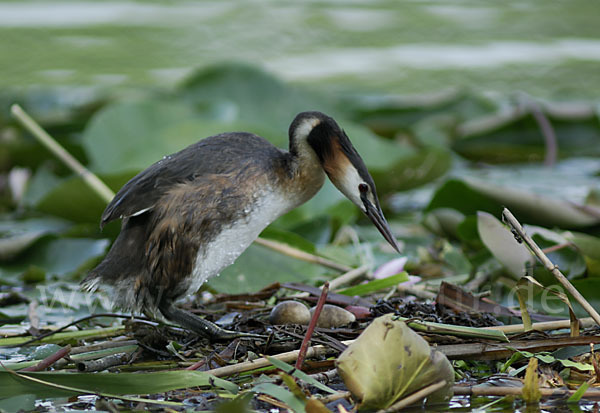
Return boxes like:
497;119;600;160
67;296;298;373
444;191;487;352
101;132;287;227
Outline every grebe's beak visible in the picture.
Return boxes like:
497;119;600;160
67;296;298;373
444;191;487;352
361;193;401;253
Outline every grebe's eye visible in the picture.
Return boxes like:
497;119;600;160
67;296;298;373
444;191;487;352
358;183;369;193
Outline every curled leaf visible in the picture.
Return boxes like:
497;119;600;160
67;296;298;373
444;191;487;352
336;314;454;410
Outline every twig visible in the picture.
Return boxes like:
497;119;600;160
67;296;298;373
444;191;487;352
328;265;369;291
483;317;596;334
77;352;130;372
541;242;572;254
318;391;352;404
254;238;352;272
296;282;329;370
70;339;138;355
206;341;344;378
502;208;600;325
21;345;71;372
396;284;437;301
0;313;145;347
10;104;115;203
55;344;138;369
377;380;447;412
309;368;339;385
453;385;600;399
437;335;600;360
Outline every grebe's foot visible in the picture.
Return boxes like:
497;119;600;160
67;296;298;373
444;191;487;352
159;302;264;340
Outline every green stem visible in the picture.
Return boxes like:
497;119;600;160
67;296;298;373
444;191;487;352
10;103;115;204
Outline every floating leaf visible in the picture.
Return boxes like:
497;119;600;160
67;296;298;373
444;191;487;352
0;217;71;261
370;147;452;193
34;172;132;223
176;62;337;141
566;232;600;277
208;243;327;294
82;100;198;174
454;109;600;163
336;314;454;410
0;237;109;281
0;394;36;412
428;178;600;228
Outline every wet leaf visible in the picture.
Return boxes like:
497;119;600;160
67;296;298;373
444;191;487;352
370;147;452;193
0;394;36;412
82;100;198;174
566;232;600;277
428;178;600;228
0;217;71;261
454;110;600;163
34;172;132;223
477;211;533;278
530;230;587;280
336;314;454;410
208;243;327;294
176;63;338;141
0;238;109;282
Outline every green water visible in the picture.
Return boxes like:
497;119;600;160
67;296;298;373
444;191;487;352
2;0;600;99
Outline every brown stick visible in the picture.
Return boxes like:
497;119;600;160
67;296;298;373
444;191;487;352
377;380;447;413
437;335;600;360
77;353;130;372
254;238;352;272
70;339;138;355
296;282;329;370
206;343;340;378
453;385;600;398
21;345;71;372
328;265;369;291
502;208;600;325
318;391;352;404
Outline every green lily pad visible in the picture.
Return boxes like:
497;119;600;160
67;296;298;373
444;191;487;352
427;178;600;229
34;172;132;224
0;217;71;261
176;62;338;139
208;243;328;294
0;237;109;282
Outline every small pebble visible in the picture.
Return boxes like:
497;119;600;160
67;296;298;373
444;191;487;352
310;304;356;328
269;301;311;325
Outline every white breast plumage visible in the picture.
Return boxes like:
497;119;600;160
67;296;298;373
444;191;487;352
184;189;296;296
